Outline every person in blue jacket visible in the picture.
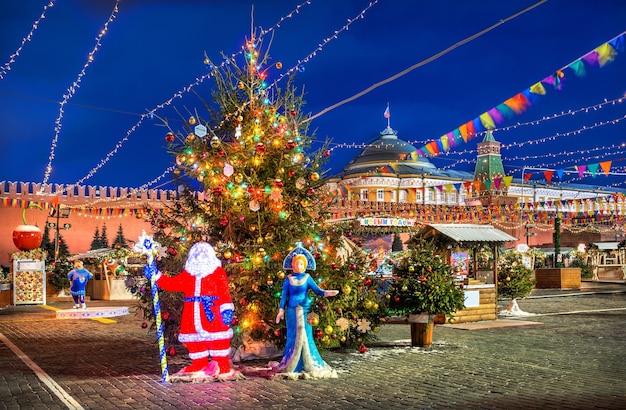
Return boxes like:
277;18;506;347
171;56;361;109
272;244;338;379
67;260;93;310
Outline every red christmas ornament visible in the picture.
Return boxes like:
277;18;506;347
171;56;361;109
274;179;284;187
213;186;223;196
167;346;176;356
330;263;337;270
274;329;281;337
290;110;297;116
163;312;170;320
141;322;148;329
219;216;229;226
287;170;296;177
168;246;178;256
285;140;296;149
314;329;324;340
158;221;167;229
217;150;226;157
323;150;331;157
255;142;266;153
165;132;175;143
359;345;367;354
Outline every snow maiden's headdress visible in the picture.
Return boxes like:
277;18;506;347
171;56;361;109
282;243;316;271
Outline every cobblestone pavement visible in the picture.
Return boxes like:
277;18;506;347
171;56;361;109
0;282;624;410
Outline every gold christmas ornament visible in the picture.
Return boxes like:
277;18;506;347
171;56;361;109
188;116;197;125
210;136;221;148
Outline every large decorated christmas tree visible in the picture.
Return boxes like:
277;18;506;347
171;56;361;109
131;32;387;355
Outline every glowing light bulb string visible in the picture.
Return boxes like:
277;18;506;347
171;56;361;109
67;0;377;192
40;0;121;188
65;1;317;192
0;0;56;80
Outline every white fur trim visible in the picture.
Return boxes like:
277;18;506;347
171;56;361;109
220;303;235;312
208;347;231;358
189;350;209;359
179;328;234;343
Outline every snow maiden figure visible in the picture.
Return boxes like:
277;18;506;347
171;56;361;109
146;241;239;380
271;245;339;379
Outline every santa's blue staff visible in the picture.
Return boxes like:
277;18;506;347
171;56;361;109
134;231;169;383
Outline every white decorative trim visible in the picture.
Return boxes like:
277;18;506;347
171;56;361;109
179;328;234;343
189;350;209;359
220;303;234;312
208;347;231;358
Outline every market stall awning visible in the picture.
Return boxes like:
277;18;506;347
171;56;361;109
416;224;518;244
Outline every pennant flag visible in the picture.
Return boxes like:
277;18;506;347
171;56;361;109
575;165;587;178
524;173;532;183
472;117;485;134
587;163;599;178
600;160;612;176
465;119;476;138
384;105;390;119
595;43;617;67
446;132;456;148
568;60;586;77
440;135;450;152
459;124;468;142
503;176;513;188
495;103;515;120
479;112;496;130
463;181;472;193
428;141;440;155
529;82;546;95
544;170;554;184
503;93;530;114
412;32;623;157
610;33;625;52
483;180;491;191
556;169;565;179
473;180;482;192
493;177;502;190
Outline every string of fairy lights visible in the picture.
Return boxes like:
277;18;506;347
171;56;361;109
41;0;121;188
63;0;379;195
4;1;623;214
0;0;57;80
63;0;381;198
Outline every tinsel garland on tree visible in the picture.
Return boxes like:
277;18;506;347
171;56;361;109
130;32;387;353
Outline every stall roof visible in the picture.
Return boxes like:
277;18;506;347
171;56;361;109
72;248;117;259
592;242;620;250
417;224;518;243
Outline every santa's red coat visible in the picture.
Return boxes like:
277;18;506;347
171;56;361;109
156;267;234;343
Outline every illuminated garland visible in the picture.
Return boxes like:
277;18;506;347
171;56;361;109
0;0;56;80
41;0;121;188
68;0;374;190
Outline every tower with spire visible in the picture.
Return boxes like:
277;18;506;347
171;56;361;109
471;130;515;206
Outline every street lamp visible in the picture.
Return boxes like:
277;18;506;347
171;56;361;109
48;205;71;262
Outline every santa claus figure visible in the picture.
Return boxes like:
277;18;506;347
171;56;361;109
147;242;234;377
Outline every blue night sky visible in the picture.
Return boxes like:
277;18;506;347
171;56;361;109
0;0;625;190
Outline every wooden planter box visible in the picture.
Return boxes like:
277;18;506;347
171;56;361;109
535;268;581;289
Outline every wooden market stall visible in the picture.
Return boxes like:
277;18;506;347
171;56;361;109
410;224;517;323
72;248;138;300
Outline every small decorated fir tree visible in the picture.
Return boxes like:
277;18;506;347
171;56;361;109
388;238;465;319
497;250;535;315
